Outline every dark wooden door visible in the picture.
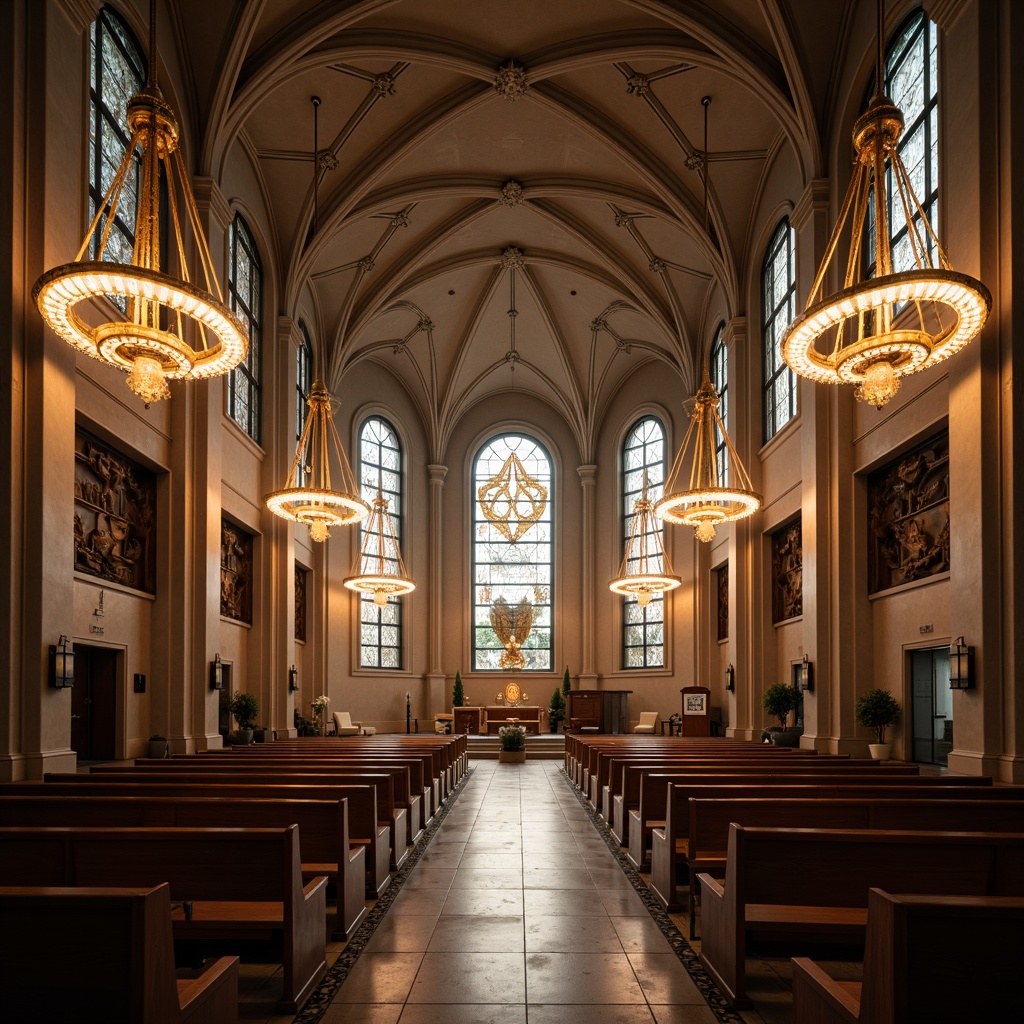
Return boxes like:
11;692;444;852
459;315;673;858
71;645;118;760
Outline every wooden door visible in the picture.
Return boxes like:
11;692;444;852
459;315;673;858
70;645;118;760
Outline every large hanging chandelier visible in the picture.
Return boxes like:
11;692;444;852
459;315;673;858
32;0;246;405
265;378;368;541
781;0;990;409
609;473;681;606
655;366;761;542
490;595;534;671
344;493;416;606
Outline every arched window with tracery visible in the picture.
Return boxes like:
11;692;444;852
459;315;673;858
358;416;404;669
88;7;145;269
472;435;553;672
228;213;262;443
622;417;667;669
762;218;797;441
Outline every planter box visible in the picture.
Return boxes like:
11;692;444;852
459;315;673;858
498;750;526;763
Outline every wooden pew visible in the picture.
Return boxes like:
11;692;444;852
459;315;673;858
4;779;392;899
0;794;367;940
0;883;239;1024
0;826;327;1014
792;889;1024;1023
697;824;1024;1008
648;780;1020;916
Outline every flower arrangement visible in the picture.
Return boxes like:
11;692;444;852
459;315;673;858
498;723;526;752
310;694;330;734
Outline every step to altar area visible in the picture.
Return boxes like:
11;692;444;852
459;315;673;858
466;733;566;760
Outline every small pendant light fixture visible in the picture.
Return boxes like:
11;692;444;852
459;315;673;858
32;0;247;404
343;492;416;607
264;98;368;541
609;472;682;606
781;0;990;408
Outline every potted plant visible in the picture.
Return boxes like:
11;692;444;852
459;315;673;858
229;691;259;745
452;671;465;708
761;682;801;746
549;687;565;732
310;694;330;736
147;734;167;758
498;723;526;763
856;687;902;760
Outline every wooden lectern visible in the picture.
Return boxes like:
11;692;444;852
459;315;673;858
679;686;712;736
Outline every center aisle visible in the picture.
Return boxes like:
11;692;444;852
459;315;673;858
320;759;719;1024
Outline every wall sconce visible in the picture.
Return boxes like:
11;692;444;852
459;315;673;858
210;653;224;691
49;635;75;688
289;664;299;691
725;663;734;691
800;654;814;692
949;636;974;689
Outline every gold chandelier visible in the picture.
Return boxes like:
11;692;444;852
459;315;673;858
490;595;534;671
781;0;990;409
265;378;368;541
32;0;246;405
344;493;416;606
655;365;761;542
609;473;681;606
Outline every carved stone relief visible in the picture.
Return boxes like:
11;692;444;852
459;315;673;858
771;519;803;623
73;428;156;593
868;432;949;593
220;519;253;623
295;563;307;642
716;562;729;641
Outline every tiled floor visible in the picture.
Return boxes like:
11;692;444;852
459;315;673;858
242;758;811;1024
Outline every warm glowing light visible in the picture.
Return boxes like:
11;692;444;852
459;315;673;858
343;494;416;600
609;485;682;601
125;353;170;403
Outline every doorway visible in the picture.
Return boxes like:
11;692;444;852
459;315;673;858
71;644;119;761
909;647;953;766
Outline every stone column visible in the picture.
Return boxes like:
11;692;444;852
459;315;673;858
424;465;448;711
577;465;598;688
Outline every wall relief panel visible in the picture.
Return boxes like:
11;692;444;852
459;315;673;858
73;428;156;593
220;520;253;623
771;519;803;623
716;562;728;641
295;564;307;642
868;431;949;593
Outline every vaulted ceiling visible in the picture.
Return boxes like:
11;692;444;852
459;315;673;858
168;0;862;460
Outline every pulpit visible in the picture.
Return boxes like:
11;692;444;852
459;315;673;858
680;686;712;736
453;707;483;735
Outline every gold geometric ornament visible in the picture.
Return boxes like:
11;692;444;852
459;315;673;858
490;595;534;671
655;364;761;542
32;0;247;405
609;473;681;606
477;451;547;543
781;0;990;409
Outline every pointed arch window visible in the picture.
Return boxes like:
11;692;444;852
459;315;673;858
709;323;729;485
622;417;666;669
228;214;262;443
472;435;553;671
88;7;145;279
358;417;404;669
296;322;313;486
762;218;797;441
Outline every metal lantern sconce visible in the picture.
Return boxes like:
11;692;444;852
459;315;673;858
210;653;224;691
949;636;974;689
289;665;299;692
49;635;75;688
724;663;735;692
800;654;814;692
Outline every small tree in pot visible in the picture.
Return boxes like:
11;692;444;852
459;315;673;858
761;683;801;746
855;687;901;760
549;687;565;732
229;691;259;745
452;671;465;708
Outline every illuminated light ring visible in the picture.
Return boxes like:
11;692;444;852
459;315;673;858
33;262;248;381
342;574;417;598
608;573;682;597
782;268;991;385
265;488;370;528
95;322;196;375
655;487;762;526
834;331;932;383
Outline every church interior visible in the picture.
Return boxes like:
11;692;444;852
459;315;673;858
3;0;1024;1021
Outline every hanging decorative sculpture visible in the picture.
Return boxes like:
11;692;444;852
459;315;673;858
490;595;534;671
477;451;547;543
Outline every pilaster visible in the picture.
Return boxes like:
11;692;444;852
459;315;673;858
426;464;447;677
577;464;597;676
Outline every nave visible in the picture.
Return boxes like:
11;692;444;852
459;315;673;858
278;760;759;1024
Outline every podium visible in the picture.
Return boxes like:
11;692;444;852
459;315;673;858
680;686;712;736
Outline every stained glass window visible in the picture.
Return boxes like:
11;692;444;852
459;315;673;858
359;417;403;669
89;7;145;311
228;214;262;443
622;417;666;669
709;323;729;485
762;218;797;441
296;322;313;486
472;435;553;671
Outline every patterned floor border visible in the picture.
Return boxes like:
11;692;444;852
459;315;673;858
292;763;476;1022
560;766;747;1024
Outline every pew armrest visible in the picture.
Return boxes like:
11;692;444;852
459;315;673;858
178;955;240;1024
791;957;861;1024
